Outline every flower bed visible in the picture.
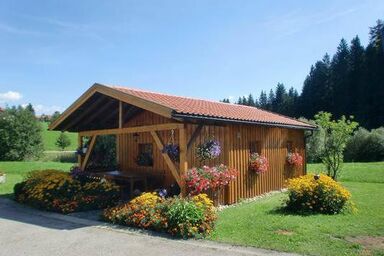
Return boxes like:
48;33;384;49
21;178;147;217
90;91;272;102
14;169;119;213
285;174;354;214
103;192;217;238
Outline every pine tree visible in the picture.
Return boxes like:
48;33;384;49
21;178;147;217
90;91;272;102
55;132;71;150
348;36;366;121
258;91;268;109
330;38;350;117
247;94;255;106
267;89;275;111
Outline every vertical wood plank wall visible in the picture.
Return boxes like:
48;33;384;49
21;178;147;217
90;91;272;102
225;124;305;204
117;110;305;205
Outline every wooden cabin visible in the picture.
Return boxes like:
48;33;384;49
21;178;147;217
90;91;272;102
50;83;315;205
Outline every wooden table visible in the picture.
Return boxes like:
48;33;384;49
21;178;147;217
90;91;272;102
93;170;149;197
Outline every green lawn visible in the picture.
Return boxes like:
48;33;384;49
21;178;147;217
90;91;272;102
0;161;73;196
40;122;77;151
211;162;384;256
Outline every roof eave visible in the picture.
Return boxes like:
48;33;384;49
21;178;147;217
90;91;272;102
172;113;317;130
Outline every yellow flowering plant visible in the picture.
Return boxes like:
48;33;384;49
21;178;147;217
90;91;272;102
14;169;119;213
285;174;354;214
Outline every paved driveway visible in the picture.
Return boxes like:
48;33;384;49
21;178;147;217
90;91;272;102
0;198;297;256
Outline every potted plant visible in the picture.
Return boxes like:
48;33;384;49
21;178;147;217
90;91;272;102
196;139;221;161
249;153;269;174
0;172;6;184
286;152;303;168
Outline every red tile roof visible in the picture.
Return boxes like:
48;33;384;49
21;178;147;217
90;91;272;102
108;85;315;129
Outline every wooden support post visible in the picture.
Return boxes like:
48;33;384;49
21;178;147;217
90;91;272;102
150;131;182;187
179;125;188;196
117;101;123;165
78;134;82;167
81;135;97;170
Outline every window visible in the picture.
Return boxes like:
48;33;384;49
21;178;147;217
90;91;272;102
136;143;153;166
250;141;261;154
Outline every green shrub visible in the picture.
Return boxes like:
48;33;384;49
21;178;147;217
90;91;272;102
14;169;119;213
344;127;384;162
165;198;205;238
286;174;354;214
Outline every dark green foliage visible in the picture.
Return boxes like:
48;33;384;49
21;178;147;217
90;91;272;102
0;105;43;160
55;132;71;150
231;20;384;129
87;135;117;170
344;127;384;162
50;111;61;124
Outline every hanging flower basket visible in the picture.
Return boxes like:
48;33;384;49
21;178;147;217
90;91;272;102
286;152;303;168
249;153;269;174
162;143;180;162
196;139;221;161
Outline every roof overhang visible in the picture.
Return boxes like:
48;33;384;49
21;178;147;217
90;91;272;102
172;113;317;130
49;83;174;132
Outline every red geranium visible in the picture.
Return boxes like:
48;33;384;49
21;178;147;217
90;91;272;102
249;153;269;174
286;152;303;167
183;164;238;195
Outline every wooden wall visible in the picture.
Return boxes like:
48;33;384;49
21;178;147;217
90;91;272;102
117;110;305;205
224;124;305;204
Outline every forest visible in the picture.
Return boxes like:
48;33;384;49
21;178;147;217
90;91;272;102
222;20;384;129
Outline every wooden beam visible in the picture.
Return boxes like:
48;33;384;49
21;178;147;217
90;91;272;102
81;99;116;128
49;85;99;130
78;134;82;167
81;135;97;170
187;124;203;152
79;123;184;136
150;131;182;186
179;126;188;196
50;83;174;131
61;96;107;131
119;101;123;128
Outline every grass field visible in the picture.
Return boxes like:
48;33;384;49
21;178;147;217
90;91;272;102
211;162;384;256
1;161;383;255
0;161;73;196
40;122;77;151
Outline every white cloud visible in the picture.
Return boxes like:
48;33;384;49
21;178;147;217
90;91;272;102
0;91;23;102
33;104;64;115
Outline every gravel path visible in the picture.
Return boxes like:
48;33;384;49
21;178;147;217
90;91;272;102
0;198;299;256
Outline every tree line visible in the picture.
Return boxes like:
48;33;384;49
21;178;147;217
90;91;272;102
222;20;384;129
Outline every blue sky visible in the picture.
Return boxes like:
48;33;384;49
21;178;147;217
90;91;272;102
0;0;383;115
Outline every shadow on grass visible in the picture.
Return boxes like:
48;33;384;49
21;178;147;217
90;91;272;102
267;206;321;217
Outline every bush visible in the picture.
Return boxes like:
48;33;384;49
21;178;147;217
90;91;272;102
344;127;384;162
103;193;217;238
14;169;120;213
285;174;353;214
0;105;43;161
103;192;167;230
